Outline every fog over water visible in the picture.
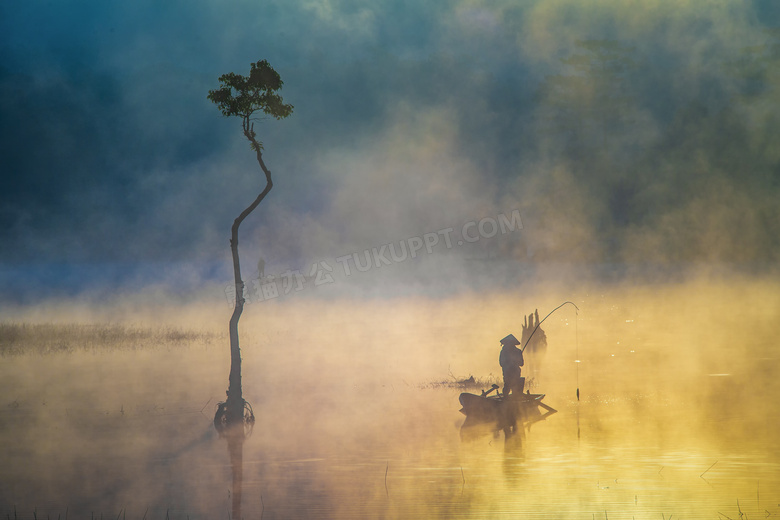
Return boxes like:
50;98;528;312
2;0;780;517
1;276;779;518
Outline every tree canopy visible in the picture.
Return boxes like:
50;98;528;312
207;60;294;121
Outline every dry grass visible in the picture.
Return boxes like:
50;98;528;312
423;372;502;391
0;322;220;356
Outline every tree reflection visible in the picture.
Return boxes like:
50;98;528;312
214;400;254;520
226;423;245;520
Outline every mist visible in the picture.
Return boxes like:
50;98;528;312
2;0;779;281
2;277;779;517
2;0;780;518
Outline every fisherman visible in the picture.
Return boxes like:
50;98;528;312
499;333;525;397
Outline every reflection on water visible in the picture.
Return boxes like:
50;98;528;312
214;387;254;520
0;281;779;518
225;424;244;520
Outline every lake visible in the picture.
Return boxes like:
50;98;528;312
1;278;778;519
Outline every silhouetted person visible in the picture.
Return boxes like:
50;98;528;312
499;334;524;397
257;257;265;279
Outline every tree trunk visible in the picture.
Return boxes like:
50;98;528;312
224;123;273;428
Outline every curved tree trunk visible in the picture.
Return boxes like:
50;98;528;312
225;118;273;427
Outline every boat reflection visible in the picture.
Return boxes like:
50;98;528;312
458;382;557;441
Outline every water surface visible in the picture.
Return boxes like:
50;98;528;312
1;280;778;519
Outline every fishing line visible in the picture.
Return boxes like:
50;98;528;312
520;300;581;438
575;305;579;401
575;304;580;441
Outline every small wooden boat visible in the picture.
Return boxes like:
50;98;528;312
458;381;557;438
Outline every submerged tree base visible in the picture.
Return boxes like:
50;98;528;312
213;398;256;438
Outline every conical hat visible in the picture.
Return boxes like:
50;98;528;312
500;333;520;346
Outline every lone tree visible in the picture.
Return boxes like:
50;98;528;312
208;60;293;433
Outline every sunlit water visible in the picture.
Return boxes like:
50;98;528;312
1;280;778;519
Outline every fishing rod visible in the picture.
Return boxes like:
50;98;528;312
521;301;580;352
521;300;582;414
520;300;582;437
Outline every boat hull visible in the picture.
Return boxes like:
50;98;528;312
459;391;556;437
